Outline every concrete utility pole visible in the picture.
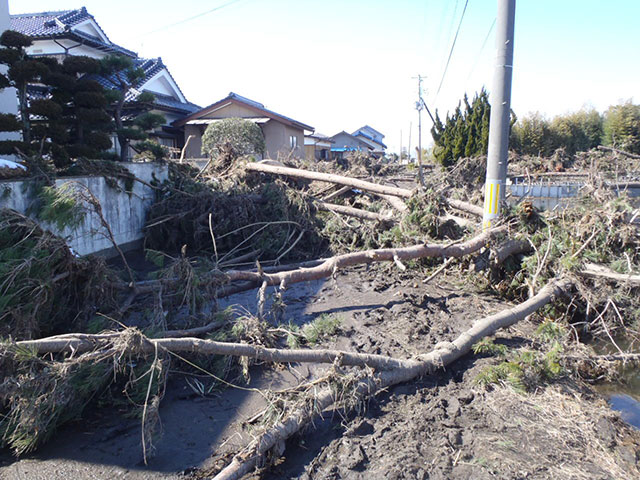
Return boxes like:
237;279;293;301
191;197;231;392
413;75;426;187
483;0;515;229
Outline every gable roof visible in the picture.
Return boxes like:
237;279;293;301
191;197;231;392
10;7;137;57
353;131;387;149
173;92;313;131
329;131;374;151
354;125;385;138
85;57;199;114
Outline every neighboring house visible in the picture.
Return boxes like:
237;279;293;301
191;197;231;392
174;92;313;160
329;131;374;160
10;7;200;157
304;133;333;161
352;125;386;156
0;0;18;150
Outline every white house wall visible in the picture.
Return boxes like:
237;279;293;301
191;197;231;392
142;70;186;103
0;0;18;145
26;38;107;59
72;19;110;43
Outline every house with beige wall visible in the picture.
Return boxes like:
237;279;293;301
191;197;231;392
174;92;313;160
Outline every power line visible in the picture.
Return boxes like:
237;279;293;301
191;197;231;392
434;0;470;100
143;0;246;36
465;17;496;86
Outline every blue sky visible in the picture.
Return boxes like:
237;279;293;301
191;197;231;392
10;0;640;153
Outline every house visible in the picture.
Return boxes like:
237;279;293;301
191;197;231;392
329;131;374;160
304;133;333;161
173;92;313;160
10;7;200;156
352;125;387;156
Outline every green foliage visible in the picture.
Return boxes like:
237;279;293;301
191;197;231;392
472;338;509;357
511;109;603;156
431;89;491;167
603;101;640;153
0;30;32;48
475;345;564;394
535;319;567;344
0;113;20;131
201;117;266;160
301;314;342;345
0;209;116;339
31;184;85;230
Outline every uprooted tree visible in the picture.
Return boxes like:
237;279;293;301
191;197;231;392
0;145;638;477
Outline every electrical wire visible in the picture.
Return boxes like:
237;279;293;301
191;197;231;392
465;17;496;86
434;0;470;100
143;0;246;36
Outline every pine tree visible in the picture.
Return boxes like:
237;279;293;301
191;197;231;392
0;30;60;156
100;55;165;161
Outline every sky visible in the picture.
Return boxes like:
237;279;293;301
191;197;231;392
9;0;640;154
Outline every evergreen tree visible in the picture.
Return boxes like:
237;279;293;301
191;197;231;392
0;30;60;156
100;55;165;161
431;88;492;167
603;101;640;153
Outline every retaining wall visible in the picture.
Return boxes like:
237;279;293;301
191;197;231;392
0;162;168;256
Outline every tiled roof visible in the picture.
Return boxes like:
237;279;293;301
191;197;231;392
12;7;197;118
175;92;314;131
85;57;198;112
9;7;137;57
153;93;201;114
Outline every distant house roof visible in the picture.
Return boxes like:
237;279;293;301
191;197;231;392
10;7;137;57
173;92;314;131
353;131;387;149
329;131;373;151
355;125;385;138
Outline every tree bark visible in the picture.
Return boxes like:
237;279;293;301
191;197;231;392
224;226;507;288
597;145;640;160
245;162;413;198
313;200;394;223
580;263;640;285
212;278;571;480
447;199;484;217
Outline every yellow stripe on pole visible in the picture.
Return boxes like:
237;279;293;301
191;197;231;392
483;179;502;230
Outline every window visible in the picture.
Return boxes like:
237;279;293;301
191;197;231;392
289;135;298;149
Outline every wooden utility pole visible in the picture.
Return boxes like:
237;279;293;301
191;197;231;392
483;0;516;229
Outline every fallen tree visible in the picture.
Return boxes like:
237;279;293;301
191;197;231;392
212;278;571;480
245;161;482;217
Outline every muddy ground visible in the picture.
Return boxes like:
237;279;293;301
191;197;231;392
1;262;639;479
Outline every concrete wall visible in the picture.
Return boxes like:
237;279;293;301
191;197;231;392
0;163;168;256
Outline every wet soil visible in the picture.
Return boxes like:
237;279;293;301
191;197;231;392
1;263;639;479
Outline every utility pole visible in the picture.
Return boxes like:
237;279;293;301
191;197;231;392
413;75;427;187
407;122;412;164
399;129;403;164
483;0;515;229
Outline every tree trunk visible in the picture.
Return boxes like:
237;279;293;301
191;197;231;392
313;200;395;223
212;278;571;480
224;226;507;288
245;162;413;198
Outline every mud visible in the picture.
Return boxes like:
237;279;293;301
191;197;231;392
1;263;639;479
